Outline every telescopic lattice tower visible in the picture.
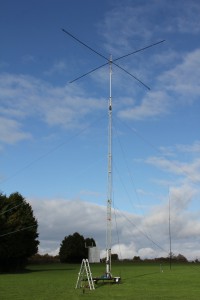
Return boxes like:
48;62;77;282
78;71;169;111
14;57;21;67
62;28;165;281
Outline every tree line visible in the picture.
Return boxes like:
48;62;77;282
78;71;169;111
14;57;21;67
0;192;96;272
0;192;39;272
0;192;194;272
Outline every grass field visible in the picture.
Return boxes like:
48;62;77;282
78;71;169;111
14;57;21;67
0;262;200;299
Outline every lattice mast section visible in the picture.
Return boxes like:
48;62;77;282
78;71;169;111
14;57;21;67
106;56;113;278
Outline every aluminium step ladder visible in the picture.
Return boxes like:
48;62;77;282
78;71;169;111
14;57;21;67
75;259;95;290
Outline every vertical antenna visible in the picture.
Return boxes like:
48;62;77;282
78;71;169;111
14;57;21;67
169;190;172;270
106;55;112;278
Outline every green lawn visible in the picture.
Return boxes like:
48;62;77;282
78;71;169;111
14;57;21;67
0;262;200;299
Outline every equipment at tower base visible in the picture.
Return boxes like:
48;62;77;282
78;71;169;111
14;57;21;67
88;247;100;263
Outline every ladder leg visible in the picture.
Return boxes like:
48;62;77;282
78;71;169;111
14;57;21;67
75;259;95;290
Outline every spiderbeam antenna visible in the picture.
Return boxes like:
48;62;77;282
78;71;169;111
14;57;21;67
62;28;165;281
62;28;165;89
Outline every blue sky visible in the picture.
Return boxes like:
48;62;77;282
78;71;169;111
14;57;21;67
1;0;200;259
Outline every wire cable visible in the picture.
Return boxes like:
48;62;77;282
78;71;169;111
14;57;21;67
0;203;24;216
118;118;200;186
0;114;106;186
115;207;168;254
112;193;123;260
0;224;37;238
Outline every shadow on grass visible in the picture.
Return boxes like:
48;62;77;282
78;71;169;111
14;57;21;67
27;267;76;273
133;271;159;278
91;282;121;289
1;267;76;275
122;271;159;281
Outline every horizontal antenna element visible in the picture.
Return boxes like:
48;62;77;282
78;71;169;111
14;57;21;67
62;28;165;89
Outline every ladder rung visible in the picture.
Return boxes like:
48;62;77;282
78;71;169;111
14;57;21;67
75;259;95;290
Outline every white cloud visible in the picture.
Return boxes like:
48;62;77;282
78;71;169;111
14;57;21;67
173;1;200;34
146;156;200;184
1;39;199;146
117;47;200;122
99;1;163;55
111;242;137;259
159;141;200;158
94;1;200;124
160;49;200;103
170;185;197;210
175;141;200;154
118;91;170;120
44;60;67;76
30;198;107;248
40;88;105;129
0;73;105;146
138;247;157;259
100;0;200;53
29;196;200;260
0;116;31;144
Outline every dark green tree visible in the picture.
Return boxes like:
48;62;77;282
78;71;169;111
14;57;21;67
85;237;96;248
59;232;96;263
111;253;119;261
0;192;39;272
